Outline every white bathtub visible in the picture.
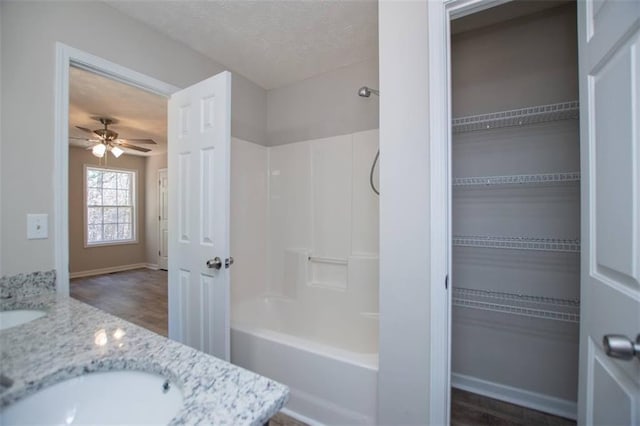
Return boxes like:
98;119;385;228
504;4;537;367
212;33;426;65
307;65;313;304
231;297;379;425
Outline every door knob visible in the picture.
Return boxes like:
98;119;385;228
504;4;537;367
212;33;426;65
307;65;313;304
206;257;222;270
225;257;234;269
603;334;640;361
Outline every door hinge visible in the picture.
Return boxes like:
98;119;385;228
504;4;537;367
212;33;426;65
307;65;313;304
445;275;449;290
158;250;161;256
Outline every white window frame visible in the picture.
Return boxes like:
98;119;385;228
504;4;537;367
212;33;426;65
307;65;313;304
83;164;138;247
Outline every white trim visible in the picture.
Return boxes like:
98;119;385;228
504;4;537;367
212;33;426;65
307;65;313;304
444;0;513;19
452;373;577;420
279;408;325;426
427;1;451;425
145;263;160;271
69;262;158;279
283;383;373;425
427;1;518;423
54;42;179;298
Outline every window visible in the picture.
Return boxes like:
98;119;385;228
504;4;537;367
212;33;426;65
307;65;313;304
85;166;136;246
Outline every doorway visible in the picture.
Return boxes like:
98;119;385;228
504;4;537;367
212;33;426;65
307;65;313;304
54;44;179;333
66;65;170;335
448;2;580;424
428;0;640;424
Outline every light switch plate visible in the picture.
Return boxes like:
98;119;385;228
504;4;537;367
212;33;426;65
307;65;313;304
27;214;48;239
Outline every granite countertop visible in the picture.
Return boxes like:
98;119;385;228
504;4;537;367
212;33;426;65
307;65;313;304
0;293;289;425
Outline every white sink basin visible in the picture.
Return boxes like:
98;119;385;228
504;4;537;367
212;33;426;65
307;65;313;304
0;370;184;425
0;310;46;331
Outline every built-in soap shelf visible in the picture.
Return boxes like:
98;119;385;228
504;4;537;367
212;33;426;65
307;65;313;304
452;100;579;134
453;235;580;253
452;287;580;323
453;172;580;188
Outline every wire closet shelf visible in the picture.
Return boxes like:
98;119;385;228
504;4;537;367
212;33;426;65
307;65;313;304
453;235;580;253
452;101;579;134
453;287;580;323
453;172;580;187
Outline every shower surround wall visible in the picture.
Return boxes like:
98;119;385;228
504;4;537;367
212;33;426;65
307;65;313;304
231;129;379;324
230;129;379;424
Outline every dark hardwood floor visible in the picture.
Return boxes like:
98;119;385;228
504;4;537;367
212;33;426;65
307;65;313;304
450;388;575;426
71;270;575;426
71;268;168;336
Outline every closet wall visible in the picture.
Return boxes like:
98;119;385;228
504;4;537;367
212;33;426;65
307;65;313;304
451;3;580;418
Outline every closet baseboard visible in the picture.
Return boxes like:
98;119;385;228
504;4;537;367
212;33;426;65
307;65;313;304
451;373;577;420
70;263;158;279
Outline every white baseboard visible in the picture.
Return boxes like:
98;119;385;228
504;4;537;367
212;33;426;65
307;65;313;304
70;263;156;279
145;263;160;270
451;373;577;420
279;408;325;426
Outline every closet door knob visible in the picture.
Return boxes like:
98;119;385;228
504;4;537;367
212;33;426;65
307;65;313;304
603;334;640;361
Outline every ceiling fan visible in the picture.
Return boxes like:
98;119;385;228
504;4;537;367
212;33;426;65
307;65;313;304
71;117;157;159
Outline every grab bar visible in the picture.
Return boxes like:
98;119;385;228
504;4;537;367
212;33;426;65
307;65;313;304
308;256;348;265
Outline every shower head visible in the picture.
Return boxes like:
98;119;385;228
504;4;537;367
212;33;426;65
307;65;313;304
358;86;379;97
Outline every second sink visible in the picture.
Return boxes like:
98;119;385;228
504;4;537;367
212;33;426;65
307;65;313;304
0;370;184;425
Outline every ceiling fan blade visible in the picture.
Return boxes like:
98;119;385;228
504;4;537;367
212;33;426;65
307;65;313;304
75;126;96;135
69;136;90;140
118;142;151;153
120;138;157;144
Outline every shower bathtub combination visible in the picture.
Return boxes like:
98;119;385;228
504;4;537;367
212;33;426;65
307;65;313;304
229;119;380;425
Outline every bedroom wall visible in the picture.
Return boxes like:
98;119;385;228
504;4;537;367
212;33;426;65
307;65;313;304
68;147;147;274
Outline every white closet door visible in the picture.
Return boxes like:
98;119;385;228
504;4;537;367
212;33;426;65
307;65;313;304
167;71;232;361
577;1;640;424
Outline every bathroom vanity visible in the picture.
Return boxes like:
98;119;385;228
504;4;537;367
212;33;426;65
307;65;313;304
0;276;288;425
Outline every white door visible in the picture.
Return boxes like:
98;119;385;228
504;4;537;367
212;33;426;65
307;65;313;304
577;1;640;424
167;71;232;361
158;168;169;270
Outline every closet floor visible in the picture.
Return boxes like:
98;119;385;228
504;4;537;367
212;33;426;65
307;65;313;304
451;388;576;426
268;389;577;426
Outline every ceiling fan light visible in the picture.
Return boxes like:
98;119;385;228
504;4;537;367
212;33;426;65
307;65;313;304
111;146;124;158
92;143;106;158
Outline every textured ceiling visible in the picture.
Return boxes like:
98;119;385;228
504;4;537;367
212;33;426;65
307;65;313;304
69;67;167;156
105;0;379;90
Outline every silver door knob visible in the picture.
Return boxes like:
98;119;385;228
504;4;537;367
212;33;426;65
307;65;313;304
206;257;222;270
225;257;234;269
603;334;640;361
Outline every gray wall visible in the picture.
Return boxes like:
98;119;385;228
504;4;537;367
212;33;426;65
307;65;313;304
266;58;379;146
68;147;147;273
452;4;578;116
377;1;433;423
0;1;266;275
